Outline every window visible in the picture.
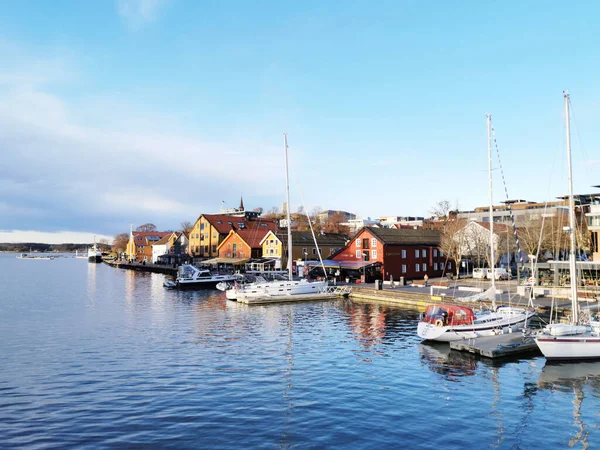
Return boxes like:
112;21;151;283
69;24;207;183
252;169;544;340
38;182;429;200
415;264;420;272
302;247;307;256
448;262;452;270
434;262;438;270
275;249;279;255
402;249;406;258
204;246;208;253
422;249;426;257
232;243;237;252
440;250;444;257
371;238;377;247
402;264;407;273
213;234;217;239
212;245;217;253
312;248;317;255
356;250;361;258
415;249;419;258
200;223;204;230
371;249;377;258
355;239;361;248
433;249;438;257
440;262;445;270
422;263;426;271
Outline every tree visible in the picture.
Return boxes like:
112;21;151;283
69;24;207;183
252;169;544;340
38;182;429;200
438;219;468;278
136;223;157;232
180;221;193;234
324;211;350;235
112;233;129;252
252;207;264;214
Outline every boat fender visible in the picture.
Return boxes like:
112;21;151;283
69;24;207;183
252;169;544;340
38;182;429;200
435;319;444;327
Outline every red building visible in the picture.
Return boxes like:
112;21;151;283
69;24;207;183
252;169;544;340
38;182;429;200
332;227;452;281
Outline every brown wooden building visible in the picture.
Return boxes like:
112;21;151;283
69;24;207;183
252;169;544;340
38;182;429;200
332;227;452;281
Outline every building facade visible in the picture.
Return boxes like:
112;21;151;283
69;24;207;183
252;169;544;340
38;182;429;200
332;227;451;281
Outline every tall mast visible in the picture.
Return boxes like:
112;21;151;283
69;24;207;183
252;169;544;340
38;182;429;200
284;133;293;281
564;92;578;324
487;113;496;309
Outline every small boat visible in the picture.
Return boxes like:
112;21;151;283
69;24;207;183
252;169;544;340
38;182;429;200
75;250;87;259
165;264;239;289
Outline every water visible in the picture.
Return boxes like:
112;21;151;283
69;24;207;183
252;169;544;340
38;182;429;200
1;254;599;449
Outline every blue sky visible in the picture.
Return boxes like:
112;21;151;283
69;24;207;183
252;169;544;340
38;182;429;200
1;0;599;243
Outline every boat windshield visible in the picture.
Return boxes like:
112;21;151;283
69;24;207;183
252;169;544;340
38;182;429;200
423;304;475;326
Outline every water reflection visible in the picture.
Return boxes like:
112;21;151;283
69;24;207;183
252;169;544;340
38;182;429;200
124;269;136;304
418;342;478;380
537;361;600;449
86;262;97;307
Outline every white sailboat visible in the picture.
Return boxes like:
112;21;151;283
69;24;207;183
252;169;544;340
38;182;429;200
534;92;600;360
225;134;335;304
417;114;535;342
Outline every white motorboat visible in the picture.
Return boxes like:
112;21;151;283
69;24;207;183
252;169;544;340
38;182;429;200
165;264;239;289
534;93;600;360
16;253;54;260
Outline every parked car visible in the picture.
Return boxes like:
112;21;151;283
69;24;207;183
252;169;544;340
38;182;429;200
488;268;512;280
472;268;488;279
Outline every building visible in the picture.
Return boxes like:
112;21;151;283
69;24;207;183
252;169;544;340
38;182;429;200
260;230;347;269
217;224;278;260
457;199;569;226
317;210;356;223
332;227;450;281
126;231;172;262
452;221;514;268
585;186;600;262
340;217;380;233
188;214;276;259
377;216;425;228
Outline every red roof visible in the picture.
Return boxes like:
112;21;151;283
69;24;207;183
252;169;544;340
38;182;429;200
202;214;279;236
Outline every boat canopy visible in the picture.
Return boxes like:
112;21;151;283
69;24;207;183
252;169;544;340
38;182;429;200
422;304;475;327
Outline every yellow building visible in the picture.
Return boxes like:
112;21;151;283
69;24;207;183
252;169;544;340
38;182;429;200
260;231;347;269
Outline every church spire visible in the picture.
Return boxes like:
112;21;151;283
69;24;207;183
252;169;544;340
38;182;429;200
239;195;244;211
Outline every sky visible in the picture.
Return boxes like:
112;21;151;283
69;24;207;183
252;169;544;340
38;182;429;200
1;0;600;243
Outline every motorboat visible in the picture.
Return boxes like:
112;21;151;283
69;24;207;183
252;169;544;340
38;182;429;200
164;264;239;289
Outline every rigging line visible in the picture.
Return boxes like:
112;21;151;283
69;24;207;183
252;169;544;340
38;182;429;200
568;97;594;187
490;121;524;269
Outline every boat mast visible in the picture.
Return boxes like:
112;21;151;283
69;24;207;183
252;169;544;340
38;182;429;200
564;92;578;325
284;133;293;282
487;113;496;309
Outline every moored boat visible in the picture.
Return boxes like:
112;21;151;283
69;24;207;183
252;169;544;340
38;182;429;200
165;264;240;289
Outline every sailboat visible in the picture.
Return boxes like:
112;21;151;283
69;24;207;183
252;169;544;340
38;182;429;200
534;92;600;359
224;134;337;304
417;114;535;342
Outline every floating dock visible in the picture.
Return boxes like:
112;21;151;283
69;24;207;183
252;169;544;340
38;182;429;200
450;333;541;359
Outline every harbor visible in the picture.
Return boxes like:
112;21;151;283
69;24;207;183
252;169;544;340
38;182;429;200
3;254;600;449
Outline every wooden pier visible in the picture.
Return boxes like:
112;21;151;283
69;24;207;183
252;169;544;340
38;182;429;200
450;333;541;359
103;259;178;276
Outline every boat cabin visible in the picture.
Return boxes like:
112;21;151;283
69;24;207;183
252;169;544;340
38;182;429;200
422;304;475;327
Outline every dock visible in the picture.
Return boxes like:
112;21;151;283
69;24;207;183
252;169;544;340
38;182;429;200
450;333;541;359
103;259;178;276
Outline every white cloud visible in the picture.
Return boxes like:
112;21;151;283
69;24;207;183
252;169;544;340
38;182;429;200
0;41;284;237
117;0;170;29
0;230;113;244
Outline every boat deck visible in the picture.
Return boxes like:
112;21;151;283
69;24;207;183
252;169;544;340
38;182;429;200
237;286;352;305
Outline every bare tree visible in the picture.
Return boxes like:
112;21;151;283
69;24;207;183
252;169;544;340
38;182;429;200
136;223;157;232
180;221;193;234
324;211;350;235
252;207;264;215
112;233;129;252
437;219;468;278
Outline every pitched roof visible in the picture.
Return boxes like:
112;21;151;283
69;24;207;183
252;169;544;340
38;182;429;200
154;234;173;245
364;227;441;245
275;231;347;247
133;231;172;245
201;214;278;235
473;221;512;235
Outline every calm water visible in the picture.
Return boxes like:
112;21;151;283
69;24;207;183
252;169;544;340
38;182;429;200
1;254;599;449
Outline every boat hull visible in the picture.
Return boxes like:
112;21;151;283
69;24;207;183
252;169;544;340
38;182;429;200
417;311;534;342
88;255;102;263
535;334;600;360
